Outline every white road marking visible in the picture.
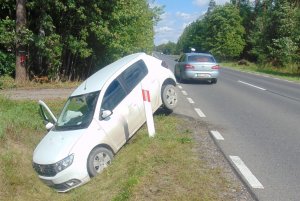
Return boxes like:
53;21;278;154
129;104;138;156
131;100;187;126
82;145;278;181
210;130;224;140
187;98;195;104
182;90;188;96
194;108;206;118
238;80;266;91
178;85;182;89
230;156;264;189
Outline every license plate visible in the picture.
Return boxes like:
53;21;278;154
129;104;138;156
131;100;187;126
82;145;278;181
196;74;210;78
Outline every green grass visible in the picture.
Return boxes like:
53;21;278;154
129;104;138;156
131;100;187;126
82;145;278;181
0;96;242;201
221;61;300;83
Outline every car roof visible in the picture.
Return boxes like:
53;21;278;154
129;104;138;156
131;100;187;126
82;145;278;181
184;52;213;57
71;52;146;96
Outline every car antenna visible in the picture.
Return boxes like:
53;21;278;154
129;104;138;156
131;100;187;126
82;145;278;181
84;56;94;90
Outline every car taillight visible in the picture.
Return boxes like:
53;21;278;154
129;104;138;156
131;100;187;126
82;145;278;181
184;64;194;70
211;65;220;70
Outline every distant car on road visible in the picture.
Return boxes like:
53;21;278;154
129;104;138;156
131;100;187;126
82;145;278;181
174;53;220;84
33;53;178;192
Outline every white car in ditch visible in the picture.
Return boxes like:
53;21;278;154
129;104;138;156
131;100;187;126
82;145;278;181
32;53;178;192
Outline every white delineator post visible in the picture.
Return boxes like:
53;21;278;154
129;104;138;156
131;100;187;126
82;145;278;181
142;89;155;137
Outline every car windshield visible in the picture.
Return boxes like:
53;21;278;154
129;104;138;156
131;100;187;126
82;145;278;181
55;91;100;131
188;55;215;63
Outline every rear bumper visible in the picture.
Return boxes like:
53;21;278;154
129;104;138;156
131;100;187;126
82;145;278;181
182;70;219;80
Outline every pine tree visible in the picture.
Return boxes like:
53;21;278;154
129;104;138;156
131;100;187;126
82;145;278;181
207;0;216;14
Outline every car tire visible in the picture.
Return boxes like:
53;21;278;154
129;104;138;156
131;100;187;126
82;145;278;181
178;73;183;83
211;78;217;84
161;84;178;111
87;147;113;177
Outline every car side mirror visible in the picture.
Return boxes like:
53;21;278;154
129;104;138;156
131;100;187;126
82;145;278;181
45;122;54;131
100;109;113;120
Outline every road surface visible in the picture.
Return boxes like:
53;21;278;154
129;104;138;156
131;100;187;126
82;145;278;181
156;53;300;201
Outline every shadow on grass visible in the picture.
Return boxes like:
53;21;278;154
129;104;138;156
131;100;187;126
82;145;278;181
154;107;173;116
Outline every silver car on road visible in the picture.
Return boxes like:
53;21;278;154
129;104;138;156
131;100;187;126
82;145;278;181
174;53;220;84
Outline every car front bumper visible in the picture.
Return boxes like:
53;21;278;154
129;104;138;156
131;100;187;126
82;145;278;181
34;162;90;192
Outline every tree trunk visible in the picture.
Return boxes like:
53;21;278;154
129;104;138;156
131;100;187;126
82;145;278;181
15;0;27;82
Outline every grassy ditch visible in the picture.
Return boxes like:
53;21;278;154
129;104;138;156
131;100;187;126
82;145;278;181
221;61;300;83
0;96;245;201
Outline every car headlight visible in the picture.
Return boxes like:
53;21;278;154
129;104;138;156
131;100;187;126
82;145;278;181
54;154;74;174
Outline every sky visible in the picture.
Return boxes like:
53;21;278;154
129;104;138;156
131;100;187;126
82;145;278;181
151;0;230;46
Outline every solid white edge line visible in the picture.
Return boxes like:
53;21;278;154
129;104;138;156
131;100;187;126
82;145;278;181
210;130;224;140
229;156;264;189
238;80;266;91
187;97;195;104
194;108;206;118
182;90;188;96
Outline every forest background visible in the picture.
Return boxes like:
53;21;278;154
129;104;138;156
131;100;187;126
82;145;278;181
0;0;162;83
156;0;300;77
1;0;300;84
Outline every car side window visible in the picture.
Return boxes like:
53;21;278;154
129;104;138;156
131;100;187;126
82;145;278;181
102;79;126;111
121;60;148;92
179;55;186;62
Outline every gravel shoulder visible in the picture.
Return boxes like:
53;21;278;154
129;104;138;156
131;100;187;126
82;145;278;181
0;88;74;100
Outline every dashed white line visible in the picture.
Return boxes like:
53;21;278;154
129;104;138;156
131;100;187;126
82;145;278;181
178;85;183;89
210;130;224;140
187;97;194;104
230;156;264;189
182;90;188;96
238;80;266;91
194;108;206;118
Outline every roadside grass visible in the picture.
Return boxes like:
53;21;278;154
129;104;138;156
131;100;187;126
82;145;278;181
0;96;242;201
221;61;300;83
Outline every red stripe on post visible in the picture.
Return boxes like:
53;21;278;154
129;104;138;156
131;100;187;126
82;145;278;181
142;89;150;102
146;90;150;102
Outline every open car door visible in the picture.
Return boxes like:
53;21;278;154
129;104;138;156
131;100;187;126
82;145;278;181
38;100;57;130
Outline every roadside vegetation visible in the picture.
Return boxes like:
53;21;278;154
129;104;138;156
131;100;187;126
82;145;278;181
0;0;163;83
0;96;247;201
157;0;300;79
220;61;300;82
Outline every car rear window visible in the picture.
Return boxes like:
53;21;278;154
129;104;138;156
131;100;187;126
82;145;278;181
188;55;215;63
121;60;148;92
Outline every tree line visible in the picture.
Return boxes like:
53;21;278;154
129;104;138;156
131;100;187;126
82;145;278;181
0;0;161;82
159;0;300;71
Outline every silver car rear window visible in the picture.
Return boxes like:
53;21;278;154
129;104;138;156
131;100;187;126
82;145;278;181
188;55;215;63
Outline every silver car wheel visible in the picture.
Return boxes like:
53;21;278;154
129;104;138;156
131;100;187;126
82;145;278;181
93;152;110;172
87;147;113;177
162;84;178;111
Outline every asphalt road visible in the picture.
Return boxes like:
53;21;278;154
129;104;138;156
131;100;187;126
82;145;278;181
156;53;300;201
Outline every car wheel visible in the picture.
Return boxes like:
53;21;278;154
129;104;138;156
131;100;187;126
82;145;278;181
161;84;178;111
87;147;113;177
211;78;217;84
177;71;184;83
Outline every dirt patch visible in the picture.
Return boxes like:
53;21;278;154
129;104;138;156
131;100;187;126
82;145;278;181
0;88;74;100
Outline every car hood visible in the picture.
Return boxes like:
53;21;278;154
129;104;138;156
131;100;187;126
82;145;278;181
33;129;85;164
